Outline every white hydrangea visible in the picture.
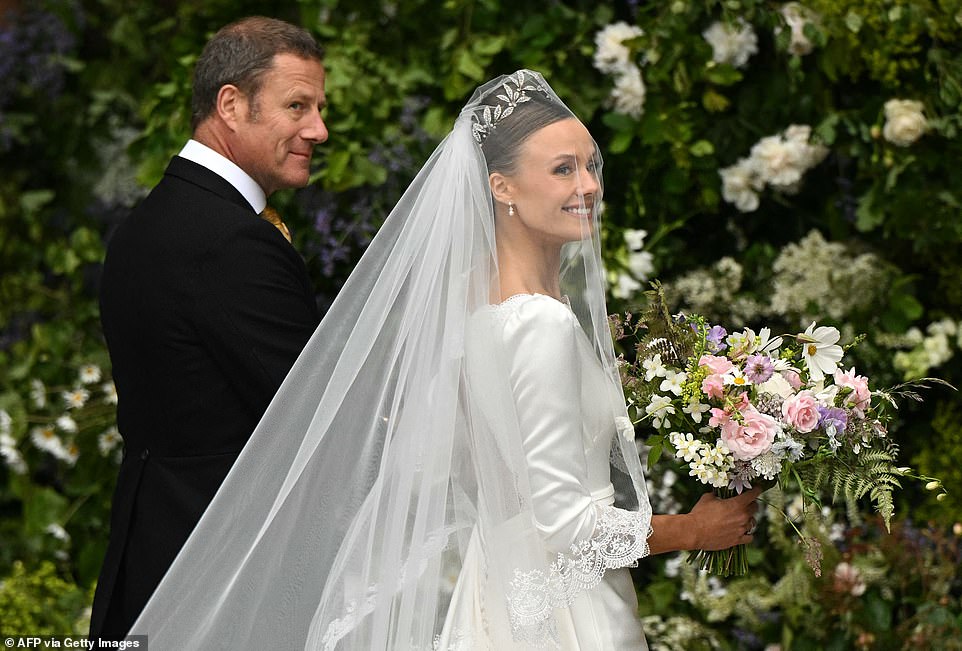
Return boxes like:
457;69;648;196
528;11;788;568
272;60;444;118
628;250;655;280
624;229;648;251
594;21;644;75
702;19;758;69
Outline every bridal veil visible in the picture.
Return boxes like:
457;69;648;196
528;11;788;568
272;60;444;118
130;70;651;650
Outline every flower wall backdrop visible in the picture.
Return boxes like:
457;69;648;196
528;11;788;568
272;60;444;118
0;0;959;646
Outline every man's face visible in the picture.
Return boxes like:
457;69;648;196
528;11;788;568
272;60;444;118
231;53;328;195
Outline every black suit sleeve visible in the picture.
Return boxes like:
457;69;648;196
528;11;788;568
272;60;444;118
196;219;319;412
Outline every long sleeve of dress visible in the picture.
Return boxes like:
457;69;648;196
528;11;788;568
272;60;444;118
499;295;651;561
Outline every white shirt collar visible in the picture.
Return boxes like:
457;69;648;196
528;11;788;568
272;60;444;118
178;139;267;213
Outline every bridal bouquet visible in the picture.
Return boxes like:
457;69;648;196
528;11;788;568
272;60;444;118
614;283;948;576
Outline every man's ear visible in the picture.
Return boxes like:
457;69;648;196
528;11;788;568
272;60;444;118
216;84;246;131
489;172;513;206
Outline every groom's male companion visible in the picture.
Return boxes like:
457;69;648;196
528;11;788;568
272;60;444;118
90;17;327;639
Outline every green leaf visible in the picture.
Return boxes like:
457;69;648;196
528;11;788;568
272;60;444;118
609;131;634;154
855;190;884;232
689;140;714;157
20;190;55;216
703;64;743;86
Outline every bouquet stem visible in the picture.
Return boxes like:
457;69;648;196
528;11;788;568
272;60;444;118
685;486;750;577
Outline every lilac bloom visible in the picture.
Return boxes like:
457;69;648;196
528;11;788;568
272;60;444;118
744;354;775;383
706;325;728;353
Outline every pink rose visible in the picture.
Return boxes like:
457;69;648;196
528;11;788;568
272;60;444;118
708;407;731;428
781;390;820;433
720;407;778;460
702;374;725;399
782;369;802;390
834;367;871;415
699;355;734;376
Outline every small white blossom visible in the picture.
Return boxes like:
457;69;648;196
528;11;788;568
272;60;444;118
611;272;642;299
750;451;783;480
624;229;648;251
102;381;118;405
647;395;676;429
628;251;655;281
660;370;688;396
702;19;758;69
1;432;27;474
45;523;71;542
31;426;62;453
98;427;123;456
79;364;102;384
0;409;10;437
670;431;703;462
56;415;78;434
683;399;711;424
63;388;90;409
642;354;669;381
30;379;46;408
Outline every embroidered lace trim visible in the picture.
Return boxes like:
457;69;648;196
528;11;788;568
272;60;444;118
506;504;653;646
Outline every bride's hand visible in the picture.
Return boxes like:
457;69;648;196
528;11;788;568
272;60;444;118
685;485;763;551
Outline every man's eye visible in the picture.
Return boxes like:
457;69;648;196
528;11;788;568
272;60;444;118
290;102;303;110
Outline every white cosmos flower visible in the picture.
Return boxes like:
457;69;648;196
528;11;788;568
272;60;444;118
798;322;844;382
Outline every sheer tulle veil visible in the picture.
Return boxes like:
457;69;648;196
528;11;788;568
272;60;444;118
129;70;651;650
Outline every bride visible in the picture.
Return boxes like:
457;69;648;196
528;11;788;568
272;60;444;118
129;70;759;650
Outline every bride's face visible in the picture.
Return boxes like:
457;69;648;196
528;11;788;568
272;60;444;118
505;118;601;245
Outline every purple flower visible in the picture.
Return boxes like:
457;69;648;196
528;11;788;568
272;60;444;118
744;354;774;383
818;406;848;436
706;325;728;353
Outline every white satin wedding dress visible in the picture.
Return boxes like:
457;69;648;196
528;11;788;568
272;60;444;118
438;293;650;650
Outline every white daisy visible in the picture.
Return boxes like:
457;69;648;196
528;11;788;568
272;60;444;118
63;388;90;409
102;381;118;405
98;427;123;456
79;364;102;384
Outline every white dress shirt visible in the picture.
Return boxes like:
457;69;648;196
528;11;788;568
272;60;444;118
178;139;267;213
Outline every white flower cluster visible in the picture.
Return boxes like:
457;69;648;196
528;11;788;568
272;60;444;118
882;98;928;147
702;19;758;69
593;22;646;118
720;124;829;212
666;257;764;325
0;409;27;474
893;318;959;380
777;3;819;56
669;431;733;488
770;229;891;324
610;228;655;299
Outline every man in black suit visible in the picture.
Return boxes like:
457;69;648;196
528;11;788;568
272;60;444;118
90;16;327;639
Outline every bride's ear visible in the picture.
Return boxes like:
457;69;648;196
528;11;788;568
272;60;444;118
488;172;513;207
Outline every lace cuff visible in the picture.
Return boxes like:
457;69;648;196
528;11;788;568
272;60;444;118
506;504;653;646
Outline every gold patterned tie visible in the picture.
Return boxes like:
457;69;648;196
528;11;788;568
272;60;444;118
260;206;293;243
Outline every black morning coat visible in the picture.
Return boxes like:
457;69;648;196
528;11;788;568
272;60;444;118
89;156;320;639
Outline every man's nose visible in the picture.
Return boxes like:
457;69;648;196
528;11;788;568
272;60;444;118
303;108;329;144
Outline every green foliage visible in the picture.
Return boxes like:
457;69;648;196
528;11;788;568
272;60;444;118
1;0;961;641
0;561;90;636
